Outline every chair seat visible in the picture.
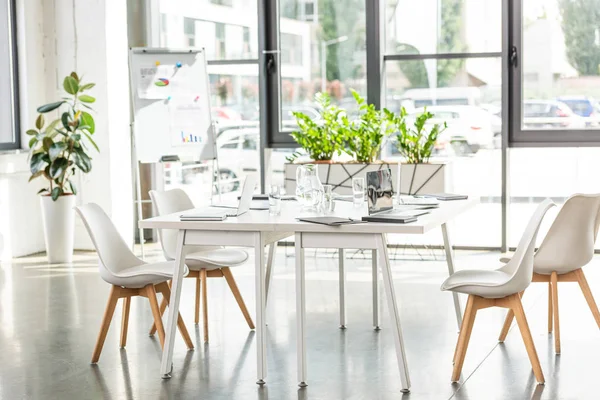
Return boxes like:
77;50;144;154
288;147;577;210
441;269;515;299
185;248;249;271
101;261;189;288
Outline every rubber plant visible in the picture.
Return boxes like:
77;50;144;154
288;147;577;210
289;92;345;162
28;72;99;200
392;108;447;164
343;89;396;163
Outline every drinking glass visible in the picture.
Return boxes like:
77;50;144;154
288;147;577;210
322;184;335;214
268;185;281;216
352;177;365;206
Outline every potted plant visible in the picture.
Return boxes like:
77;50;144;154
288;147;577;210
391;108;450;195
27;72;98;263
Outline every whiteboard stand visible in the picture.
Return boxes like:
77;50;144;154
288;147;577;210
210;123;222;204
130;120;146;259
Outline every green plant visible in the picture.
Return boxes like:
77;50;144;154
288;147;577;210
342;89;395;163
393;108;447;164
290;92;344;161
28;72;99;200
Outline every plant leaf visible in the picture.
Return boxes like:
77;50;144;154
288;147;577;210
61;112;71;132
79;95;96;103
26;129;38;136
82;131;99;152
42;137;54;152
30;152;49;174
51;187;63;201
37;188;49;194
80;111;95;134
28;170;45;182
50;157;69;179
37;101;65;113
63;76;79;95
70;71;79;82
35;114;45;130
80;83;95;91
69;181;77;195
49;142;67;161
74;148;92;173
28;136;38;148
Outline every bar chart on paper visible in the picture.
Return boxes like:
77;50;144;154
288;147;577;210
179;131;203;144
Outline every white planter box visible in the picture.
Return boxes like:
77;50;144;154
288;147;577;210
284;161;451;196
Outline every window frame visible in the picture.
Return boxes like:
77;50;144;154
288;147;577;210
0;0;20;151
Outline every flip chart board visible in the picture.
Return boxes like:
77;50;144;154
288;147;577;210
129;48;216;162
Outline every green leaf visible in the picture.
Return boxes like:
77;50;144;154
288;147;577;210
28;136;38;148
69;181;77;195
74;148;92;173
51;187;63;201
50;157;69;179
61;112;71;132
80;111;95;134
28;170;45;182
70;71;79;82
79;95;96;103
35;114;45;130
80;83;95;91
82;131;99;152
37;188;49;194
30;152;49;174
37;101;65;113
63;76;79;95
45;119;61;138
42;137;54;152
26;129;38;136
49;142;67;161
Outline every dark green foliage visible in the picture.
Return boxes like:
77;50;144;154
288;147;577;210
393;108;447;164
559;0;600;76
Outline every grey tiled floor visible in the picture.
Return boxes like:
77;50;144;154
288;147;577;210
1;246;600;399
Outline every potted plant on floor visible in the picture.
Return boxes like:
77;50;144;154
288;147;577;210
391;107;450;195
27;72;98;263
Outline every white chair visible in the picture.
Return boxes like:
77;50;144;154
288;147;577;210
149;189;254;343
76;203;194;363
441;199;555;384
498;194;600;354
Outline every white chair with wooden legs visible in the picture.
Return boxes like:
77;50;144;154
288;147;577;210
149;189;254;343
75;203;194;364
498;194;600;354
441;199;555;384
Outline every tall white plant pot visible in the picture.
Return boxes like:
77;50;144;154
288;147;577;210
40;195;76;263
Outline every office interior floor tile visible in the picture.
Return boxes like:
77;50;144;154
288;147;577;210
1;245;600;400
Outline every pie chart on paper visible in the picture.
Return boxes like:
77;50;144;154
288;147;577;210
155;78;169;87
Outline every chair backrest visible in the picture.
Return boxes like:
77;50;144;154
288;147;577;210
534;193;600;271
75;203;144;278
149;189;195;260
499;199;556;293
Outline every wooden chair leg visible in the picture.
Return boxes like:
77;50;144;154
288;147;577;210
222;267;255;330
551;271;560;354
452;295;477;382
120;296;131;348
201;269;209;342
498;309;514;343
146;284;166;348
148;293;168;336
195;274;201;325
511;294;545;384
156;282;194;350
575;268;600;330
91;286;120;363
547;281;553;333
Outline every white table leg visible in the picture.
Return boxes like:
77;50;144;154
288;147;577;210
339;248;346;329
255;232;267;385
376;234;411;392
265;242;276;307
372;249;380;330
442;223;462;329
160;230;187;378
295;233;307;387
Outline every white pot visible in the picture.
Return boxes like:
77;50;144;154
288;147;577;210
40;194;76;264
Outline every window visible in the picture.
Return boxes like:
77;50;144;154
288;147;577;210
215;23;226;59
183;17;195;47
0;0;19;150
242;135;257;150
280;33;303;66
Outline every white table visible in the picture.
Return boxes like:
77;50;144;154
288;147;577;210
139;198;477;391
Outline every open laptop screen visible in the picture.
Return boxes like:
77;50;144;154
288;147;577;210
366;169;394;214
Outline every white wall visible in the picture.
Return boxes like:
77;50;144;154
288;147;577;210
0;0;133;260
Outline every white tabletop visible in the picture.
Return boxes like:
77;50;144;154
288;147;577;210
139;198;478;235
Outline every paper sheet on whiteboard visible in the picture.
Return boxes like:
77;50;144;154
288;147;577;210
137;64;205;100
169;103;206;147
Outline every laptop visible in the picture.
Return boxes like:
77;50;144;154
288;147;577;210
180;174;257;220
361;169;430;223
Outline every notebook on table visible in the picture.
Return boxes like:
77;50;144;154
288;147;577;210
179;174;257;221
361;169;430;224
296;217;365;226
417;193;469;201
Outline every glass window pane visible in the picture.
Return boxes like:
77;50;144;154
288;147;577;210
160;0;258;60
385;0;501;55
522;0;600;130
0;0;15;145
384;57;502;247
279;0;367;118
